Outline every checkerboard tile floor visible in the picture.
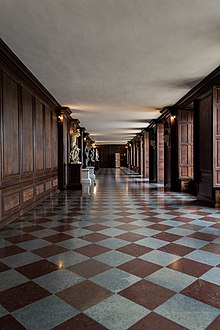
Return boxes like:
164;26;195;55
1;168;220;329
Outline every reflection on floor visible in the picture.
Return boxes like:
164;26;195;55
0;168;220;329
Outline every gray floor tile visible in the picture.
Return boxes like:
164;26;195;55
91;268;141;292
12;295;79;330
155;294;220;330
85;294;149;330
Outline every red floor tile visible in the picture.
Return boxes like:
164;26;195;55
51;225;77;232
32;244;68;257
22;225;44;233
116;232;145;242
57;280;112;311
0;315;26;330
117;243;152;257
129;312;187;330
16;259;59;279
68;259;111;278
201;243;220;254
43;233;73;243
53;313;106;329
6;234;36;244
0;245;25;258
168;258;212;277
120;279;175;310
81;233;109;242
188;232;218;241
75;244;110;257
0;262;10;272
118;258;161;277
207;315;220;330
159;243;194;256
0;281;50;312
181;279;220;309
85;224;109;231
148;224;172;231
153;232;182;242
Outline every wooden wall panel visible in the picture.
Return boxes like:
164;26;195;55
178;110;194;179
45;107;52;169
157;124;164;183
143;131;149;178
52;113;58;168
22;89;34;174
35;100;44;171
196;94;213;201
149;127;157;182
2;73;20;178
98;145;127;168
0;40;59;227
213;87;220;187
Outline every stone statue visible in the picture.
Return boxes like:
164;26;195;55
69;129;81;163
84;145;89;167
95;149;99;162
89;147;95;166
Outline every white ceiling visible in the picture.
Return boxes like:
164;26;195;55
1;0;220;144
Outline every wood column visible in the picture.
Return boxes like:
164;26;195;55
178;109;194;192
213;87;220;206
149;124;157;182
143;131;149;178
163;110;179;191
157;123;164;183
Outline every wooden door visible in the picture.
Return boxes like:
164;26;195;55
115;153;120;168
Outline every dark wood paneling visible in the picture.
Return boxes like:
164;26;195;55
22;88;34;174
164;115;179;191
143;131;149;178
98;145;127;168
35;100;44;171
178;110;194;179
0;40;59;227
149;127;157;182
157;124;164;183
45;107;52;169
2;73;20;178
196;94;213;202
213;87;220;187
52;113;58;168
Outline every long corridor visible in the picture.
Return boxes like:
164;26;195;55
1;168;220;329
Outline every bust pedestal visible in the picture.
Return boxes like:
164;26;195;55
88;166;95;185
81;168;91;185
67;163;82;190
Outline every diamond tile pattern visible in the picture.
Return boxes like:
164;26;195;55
1;168;220;329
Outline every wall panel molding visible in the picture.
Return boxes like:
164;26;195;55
0;39;60;227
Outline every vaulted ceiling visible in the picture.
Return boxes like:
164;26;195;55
1;0;220;144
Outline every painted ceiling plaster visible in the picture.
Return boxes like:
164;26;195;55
1;0;220;144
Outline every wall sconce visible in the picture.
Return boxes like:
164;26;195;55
58;114;64;123
171;115;176;120
84;137;87;141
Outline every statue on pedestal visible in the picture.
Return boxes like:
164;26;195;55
95;149;99;162
88;147;95;166
69;129;81;163
84;144;89;167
